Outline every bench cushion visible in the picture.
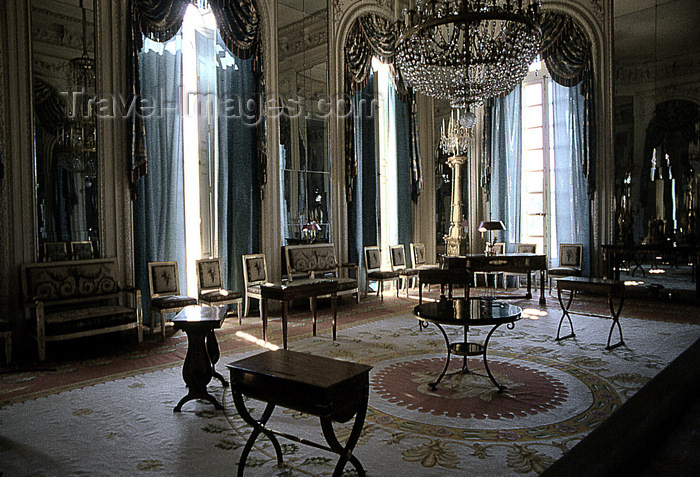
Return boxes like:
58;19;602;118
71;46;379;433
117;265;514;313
45;306;136;335
199;290;243;303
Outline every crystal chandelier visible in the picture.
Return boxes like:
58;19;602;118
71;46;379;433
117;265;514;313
56;0;96;174
439;109;473;156
395;0;542;109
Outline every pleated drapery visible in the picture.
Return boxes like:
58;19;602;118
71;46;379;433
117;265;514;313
489;87;522;248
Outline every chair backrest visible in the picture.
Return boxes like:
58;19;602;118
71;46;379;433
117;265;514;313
71;241;94;260
410;242;428;267
242;253;268;287
196;257;224;292
559;243;583;268
492;242;506;255
389;245;407;271
148;261;181;298
515;243;537;254
363;246;382;273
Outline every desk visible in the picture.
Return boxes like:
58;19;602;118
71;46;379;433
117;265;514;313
442;254;548;304
413;298;521;392
228;349;372;477
261;278;338;349
602;244;700;299
171;305;228;412
556;277;625;350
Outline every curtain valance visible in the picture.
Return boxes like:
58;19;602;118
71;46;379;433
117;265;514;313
345;14;396;91
540;13;591;88
128;0;263;197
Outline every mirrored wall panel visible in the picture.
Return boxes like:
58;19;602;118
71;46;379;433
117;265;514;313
32;0;98;261
278;0;330;244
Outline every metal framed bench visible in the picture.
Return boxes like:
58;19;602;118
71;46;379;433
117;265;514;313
556;277;625;350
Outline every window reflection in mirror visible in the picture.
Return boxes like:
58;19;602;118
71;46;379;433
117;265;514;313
278;0;330;245
31;0;98;261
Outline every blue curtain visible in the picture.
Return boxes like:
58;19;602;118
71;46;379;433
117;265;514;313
552;81;591;276
134;36;186;322
393;83;413;255
348;74;377;285
216;34;260;293
489;86;522;250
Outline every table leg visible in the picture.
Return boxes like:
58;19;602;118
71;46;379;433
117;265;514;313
525;271;532;299
232;391;283;476
320;391;368;477
174;328;223;412
311;295;317;337
539;270;546;305
606;291;625;350
430;323;452;390
262;298;268;342
206;329;228;387
331;293;338;341
282;300;289;350
482;322;512;392
556;287;576;341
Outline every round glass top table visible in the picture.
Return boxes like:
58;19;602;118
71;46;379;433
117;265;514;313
413;298;522;392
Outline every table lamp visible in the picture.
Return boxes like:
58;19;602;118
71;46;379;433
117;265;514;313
478;220;506;255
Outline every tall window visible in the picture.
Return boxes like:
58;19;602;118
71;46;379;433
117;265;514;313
138;4;250;296
520;61;554;260
492;59;590;270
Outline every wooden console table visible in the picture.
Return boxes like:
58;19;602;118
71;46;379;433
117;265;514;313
556;277;625;350
261;278;338;349
442;253;548;304
227;349;372;476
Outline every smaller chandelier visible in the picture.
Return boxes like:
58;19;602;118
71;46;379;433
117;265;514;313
395;0;542;109
56;0;96;174
440;108;473;157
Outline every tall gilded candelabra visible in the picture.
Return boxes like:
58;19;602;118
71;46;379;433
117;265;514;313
440;109;475;256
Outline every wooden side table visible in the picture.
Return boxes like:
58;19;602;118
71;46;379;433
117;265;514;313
261;279;339;349
556;277;625;350
172;305;228;412
228;349;372;477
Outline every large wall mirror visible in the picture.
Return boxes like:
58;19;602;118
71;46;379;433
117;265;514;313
278;0;330;245
613;0;700;292
31;0;98;261
614;0;700;246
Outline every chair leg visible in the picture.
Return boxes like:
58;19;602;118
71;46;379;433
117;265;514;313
237;300;243;325
150;310;156;335
244;296;250;317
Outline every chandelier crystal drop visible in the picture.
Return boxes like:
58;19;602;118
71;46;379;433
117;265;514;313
395;0;542;109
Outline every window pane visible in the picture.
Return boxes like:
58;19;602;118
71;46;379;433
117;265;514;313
523;83;542;107
524;171;543;192
523;105;543;127
522;148;543;172
524;193;543;214
526;214;544;234
523;127;543;150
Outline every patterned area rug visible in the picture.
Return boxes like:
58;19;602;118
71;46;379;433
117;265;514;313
1;297;700;476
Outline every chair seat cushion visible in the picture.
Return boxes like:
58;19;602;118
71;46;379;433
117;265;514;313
549;267;581;277
151;295;197;310
368;270;400;279
327;277;358;292
199;290;242;303
247;285;262;295
399;268;420;277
